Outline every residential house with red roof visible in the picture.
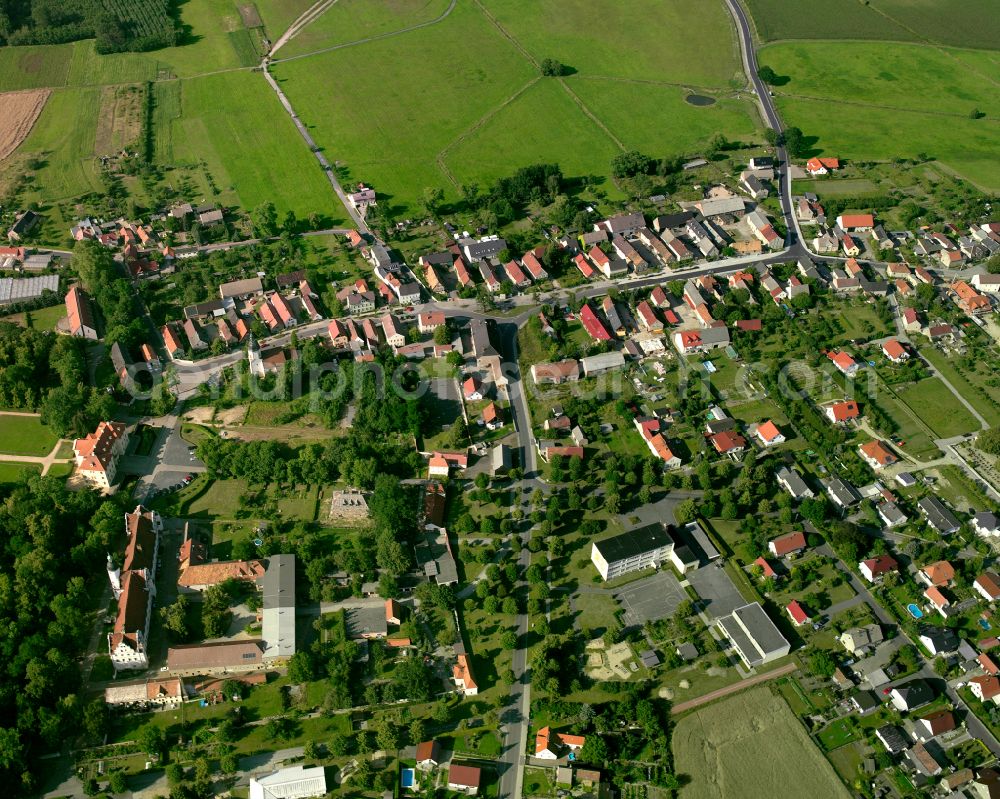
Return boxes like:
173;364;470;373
107;506;162;671
975;572;1000;602
754;557;776;580
859;440;897;470
650;286;669;308
918;561;955;587
836;213;875;232
786;600;810;626
769;531;806;558
952;280;991;315
463;376;484;400
481;402;503;431
755;420;784;447
574;253;595;279
521;249;548;281
859;554;898;583
710;430;746;456
65;285;98;340
502;260;530;288
453;654;478;696
535;727;586;760
447;764;482;795
827;350;859;376
635;300;663;333
579;302;612;341
806;157;840;175
971;675;1000;704
825;400;860;424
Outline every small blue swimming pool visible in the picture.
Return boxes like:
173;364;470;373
401;769;415;788
981;618;992;631
907;604;923;619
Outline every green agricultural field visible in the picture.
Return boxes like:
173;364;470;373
11;87;104;201
761;41;1000;189
254;0;317;41
0;44;74;91
791;178;879;197
868;0;1000;51
762;42;998;118
274;0;759;213
673;687;850;799
272;0;538;208
484;0;742;87
278;0;453;59
776;95;1000;191
161;71;342;218
742;0;915;43
567;79;760;158
445;79;622;192
0;414;59;456
895;378;980;439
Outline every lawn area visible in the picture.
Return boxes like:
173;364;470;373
895;378;979;439
0;462;43;483
726;398;788;426
273;484;319;521
187;478;247;518
791;178;879;197
278;0;453;58
919;345;1000;421
835;303;890;343
0;414;59;456
816;718;858;752
673;687;850;799
0;303;67;331
159;71;341;218
871;384;940;461
572;591;619;636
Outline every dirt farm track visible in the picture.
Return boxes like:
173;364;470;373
0;89;50;162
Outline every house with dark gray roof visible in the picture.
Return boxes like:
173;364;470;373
918;496;961;535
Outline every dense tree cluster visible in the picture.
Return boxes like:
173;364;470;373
0;476;128;795
461;163;564;226
0;0;178;51
0;321;114;436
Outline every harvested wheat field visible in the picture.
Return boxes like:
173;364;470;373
0;89;49;162
673;686;849;799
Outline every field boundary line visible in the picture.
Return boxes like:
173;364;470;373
470;0;539;68
571;73;734;95
556;78;625;151
671;661;798;714
270;0;458;64
435;76;541;189
774;91;1000;123
860;4;1000;90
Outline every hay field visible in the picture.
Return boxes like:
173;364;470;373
0;90;50;162
673;687;849;799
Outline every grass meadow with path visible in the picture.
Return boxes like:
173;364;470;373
273;0;762;214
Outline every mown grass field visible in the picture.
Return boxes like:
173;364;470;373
278;0;453;59
484;0;742;87
0;414;59;456
775;95;1000;191
895;377;980;439
673;687;850;799
0;462;43;483
274;0;759;213
159;71;341;218
762;42;999;117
